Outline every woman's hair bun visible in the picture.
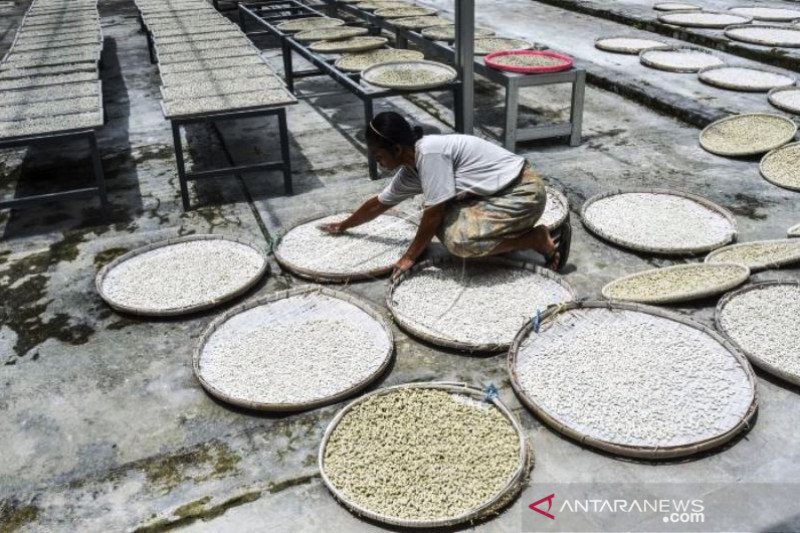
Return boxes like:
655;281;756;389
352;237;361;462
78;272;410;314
412;125;425;141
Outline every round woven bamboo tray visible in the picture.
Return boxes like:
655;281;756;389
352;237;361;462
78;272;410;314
639;46;725;73
273;211;417;283
508;300;758;459
704;239;800;272
193;286;394;412
318;381;534;528
594;35;670;54
699;113;797;157
542;185;570;231
277;17;345;33
356;1;411;11
96;235;268;317
421;25;494;42
579;188;738;255
760;142;800;191
386;256;576;353
789;222;800;238
293;26;368;43
309;36;388;53
653;2;700;11
374;6;436;18
728;6;800;22
724;24;800;48
657;11;752;28
389;15;451;30
768;86;800;115
601;262;750;305
335;48;424;72
716;281;800;386
698;65;795;93
361;59;457;90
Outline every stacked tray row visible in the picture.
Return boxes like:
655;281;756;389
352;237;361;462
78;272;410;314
134;0;296;118
0;0;104;140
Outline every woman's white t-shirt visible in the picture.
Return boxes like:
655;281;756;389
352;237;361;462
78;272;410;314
377;134;526;207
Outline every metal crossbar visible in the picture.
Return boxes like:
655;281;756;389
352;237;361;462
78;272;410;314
0;128;108;211
239;0;465;179
318;0;585;151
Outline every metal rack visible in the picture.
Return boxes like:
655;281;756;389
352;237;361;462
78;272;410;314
239;0;465;179
319;0;585;151
0;128;108;210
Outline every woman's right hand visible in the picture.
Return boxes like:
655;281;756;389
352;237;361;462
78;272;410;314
318;222;345;234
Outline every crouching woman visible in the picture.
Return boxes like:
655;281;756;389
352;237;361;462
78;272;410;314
320;111;571;276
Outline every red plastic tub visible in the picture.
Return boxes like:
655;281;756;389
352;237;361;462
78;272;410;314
484;50;574;74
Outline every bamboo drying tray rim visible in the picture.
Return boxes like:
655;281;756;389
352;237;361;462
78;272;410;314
543;185;570;230
318;381;533;528
293;26;369;43
759;141;800;192
788;222;800;238
699;113;798;157
697;64;796;93
579;187;738;255
95;234;268;317
704;238;800;272
276;17;345;32
652;2;701;11
507;300;759;459
767;85;800;115
656;10;752;28
724;23;800;48
715;280;800;386
601;262;751;304
373;6;437;17
193;285;395;412
333;48;424;72
386;256;577;353
638;45;724;73
273;210;418;283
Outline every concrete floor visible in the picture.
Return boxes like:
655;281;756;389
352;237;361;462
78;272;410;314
0;0;799;531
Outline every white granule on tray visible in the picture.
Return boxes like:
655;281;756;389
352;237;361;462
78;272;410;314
162;89;295;117
659;12;749;27
583;192;735;253
335;48;424;72
13;36;99;52
641;48;724;71
276;17;344;33
706;240;800;270
161;76;284;101
514;307;755;448
277;214;416;277
156;30;243;44
595;37;668;53
474;38;533;55
2;81;99;105
0;110;103;139
159;65;277;86
0;63;95;79
391;16;451;30
323;388;521;521
761;143;800;190
420;25;494;42
729;7;800;21
390;262;574;347
157;46;257;64
198;293;391;405
157;55;263;75
770;88;800;114
726;26;800;47
100;240;265;313
700;67;794;92
0;96;98;122
155;37;251;55
0;71;96;90
653;2;699;10
718;284;800;383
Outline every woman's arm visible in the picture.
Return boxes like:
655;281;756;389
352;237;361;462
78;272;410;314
393;203;447;276
319;196;391;234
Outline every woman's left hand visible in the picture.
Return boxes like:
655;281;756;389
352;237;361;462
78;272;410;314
392;257;415;279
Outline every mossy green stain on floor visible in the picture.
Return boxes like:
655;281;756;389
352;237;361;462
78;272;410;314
140;441;241;493
0;501;39;533
93;247;130;269
0;231;95;357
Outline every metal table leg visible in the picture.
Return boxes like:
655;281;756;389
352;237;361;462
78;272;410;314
88;131;109;209
569;69;585;147
282;39;295;93
277;108;293;195
364;99;378;180
171;121;191;211
503;78;520;152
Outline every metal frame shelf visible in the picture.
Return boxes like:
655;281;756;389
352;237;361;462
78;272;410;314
239;0;465;179
319;0;585;151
